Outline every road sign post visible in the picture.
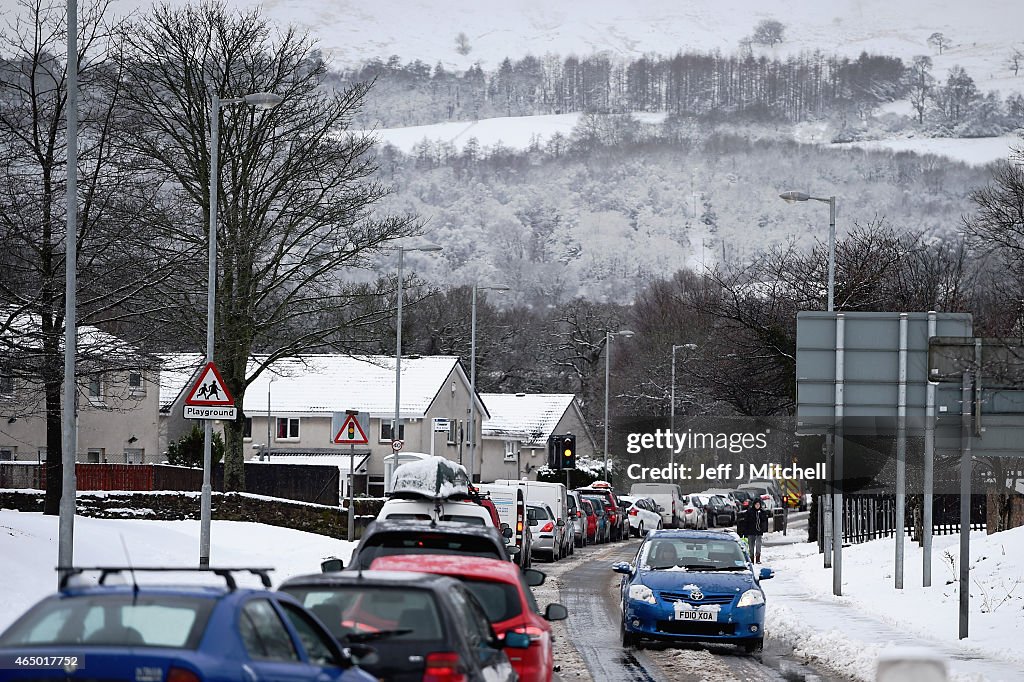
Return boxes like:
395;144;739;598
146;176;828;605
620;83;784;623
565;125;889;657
331;411;368;542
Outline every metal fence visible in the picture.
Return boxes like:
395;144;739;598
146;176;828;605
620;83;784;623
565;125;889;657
841;493;986;544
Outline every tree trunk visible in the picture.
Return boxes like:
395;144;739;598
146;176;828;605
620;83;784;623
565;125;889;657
223;410;247;493
43;370;64;516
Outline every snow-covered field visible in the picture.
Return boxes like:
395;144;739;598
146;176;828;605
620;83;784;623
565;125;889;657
832;135;1021;167
763;524;1024;681
0;511;356;633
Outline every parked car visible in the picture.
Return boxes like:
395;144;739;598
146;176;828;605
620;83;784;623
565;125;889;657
629;482;684;528
613;529;774;653
580;498;599;544
730;489;758;519
528;502;568;561
576;482;626;541
280;570;528;682
567;490;588;548
369;555;567;682
619;495;664;537
693;494;734;527
476;483;532;569
737;484;780;517
344;520;514;571
377;495;497;527
0;567;376;682
581;494;612;543
492;480;573;559
679;494;708;529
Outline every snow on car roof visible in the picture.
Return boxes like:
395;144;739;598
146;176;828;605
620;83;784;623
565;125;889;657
390;456;470;499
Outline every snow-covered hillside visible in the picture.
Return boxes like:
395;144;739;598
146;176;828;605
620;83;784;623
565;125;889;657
50;0;1021;93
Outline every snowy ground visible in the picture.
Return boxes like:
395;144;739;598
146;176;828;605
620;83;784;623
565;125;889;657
762;520;1024;682
0;510;356;633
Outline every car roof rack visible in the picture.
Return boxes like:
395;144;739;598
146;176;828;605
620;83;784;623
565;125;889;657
58;567;275;591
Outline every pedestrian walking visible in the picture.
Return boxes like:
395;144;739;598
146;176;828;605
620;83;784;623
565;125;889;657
739;498;769;563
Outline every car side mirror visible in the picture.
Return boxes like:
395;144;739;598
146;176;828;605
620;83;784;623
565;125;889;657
502;526;514;538
507;545;521;557
523;568;546;586
657;505;665;512
556;519;565;527
759;567;774;580
544;603;568;621
503;630;531;649
321;557;344;572
611;561;633;575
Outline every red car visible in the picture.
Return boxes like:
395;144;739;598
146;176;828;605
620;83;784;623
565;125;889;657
580;498;599;543
370;555;567;682
576;483;625;541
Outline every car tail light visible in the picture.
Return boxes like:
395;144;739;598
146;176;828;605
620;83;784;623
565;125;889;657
540;521;554;533
685;508;694;513
577;510;582;517
167;669;201;682
510;625;546;642
761;494;771;501
424;652;466;682
629;508;638;516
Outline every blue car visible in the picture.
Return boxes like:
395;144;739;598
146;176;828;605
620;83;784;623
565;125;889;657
0;567;376;682
613;530;774;653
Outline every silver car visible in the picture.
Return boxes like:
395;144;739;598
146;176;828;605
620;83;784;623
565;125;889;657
679;494;708;529
528;502;567;561
567;490;588;547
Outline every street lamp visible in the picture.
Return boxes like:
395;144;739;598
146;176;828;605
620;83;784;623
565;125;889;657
265;375;277;461
392;244;443;457
469;284;509;482
200;90;283;568
603;329;635;480
670;343;698;476
779;191;836;312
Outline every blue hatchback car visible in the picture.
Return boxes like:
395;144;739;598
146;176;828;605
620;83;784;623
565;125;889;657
0;567;375;682
613;530;774;652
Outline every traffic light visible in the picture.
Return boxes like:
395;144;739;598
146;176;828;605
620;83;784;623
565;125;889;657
547;435;563;470
561;435;576;469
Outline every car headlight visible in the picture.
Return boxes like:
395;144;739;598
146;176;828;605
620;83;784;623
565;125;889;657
737;589;765;607
627;583;656;604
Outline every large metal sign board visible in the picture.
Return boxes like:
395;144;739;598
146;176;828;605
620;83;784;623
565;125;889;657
796;312;972;434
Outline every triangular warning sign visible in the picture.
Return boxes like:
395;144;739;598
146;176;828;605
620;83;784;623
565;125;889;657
184;361;235;406
334;413;368;445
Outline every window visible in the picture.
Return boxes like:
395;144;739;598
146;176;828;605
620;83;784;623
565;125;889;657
239;599;298;662
278;602;341;668
0;448;14;461
128;371;144;394
0;372;13;397
87;377;103;403
379;421;405;442
125;448;144;465
243;417;252;439
276;417;300;440
503;441;517;461
446;419;459;445
86;449;104;464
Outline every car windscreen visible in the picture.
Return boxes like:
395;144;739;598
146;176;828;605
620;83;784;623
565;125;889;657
526;505;550;521
0;594;214;649
439;514;486;525
285;587;444;643
639;538;747;571
620;499;634;509
461;579;522;623
355;532;502;568
582;497;605;514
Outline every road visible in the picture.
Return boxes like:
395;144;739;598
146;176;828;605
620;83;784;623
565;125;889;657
541;517;839;682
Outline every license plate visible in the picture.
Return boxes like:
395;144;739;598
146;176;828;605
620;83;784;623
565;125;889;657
675;609;717;622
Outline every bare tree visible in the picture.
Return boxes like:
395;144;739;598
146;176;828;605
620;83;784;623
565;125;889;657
115;2;419;491
1009;47;1023;77
907;56;934;125
752;19;786;48
0;0;177;514
455;32;472;56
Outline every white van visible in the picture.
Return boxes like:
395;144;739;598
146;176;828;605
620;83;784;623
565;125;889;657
629;482;683;528
491;480;572;559
475;483;531;568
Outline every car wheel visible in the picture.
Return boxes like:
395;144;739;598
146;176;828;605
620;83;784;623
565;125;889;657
636;522;644;537
621;623;639;649
742;638;763;654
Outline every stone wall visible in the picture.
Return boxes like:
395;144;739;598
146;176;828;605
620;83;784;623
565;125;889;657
0;491;385;540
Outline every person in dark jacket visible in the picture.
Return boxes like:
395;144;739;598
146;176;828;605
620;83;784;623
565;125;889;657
739;499;770;563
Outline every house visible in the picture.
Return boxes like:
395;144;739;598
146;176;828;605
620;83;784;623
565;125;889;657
159;353;489;495
479;393;596;481
0;317;160;463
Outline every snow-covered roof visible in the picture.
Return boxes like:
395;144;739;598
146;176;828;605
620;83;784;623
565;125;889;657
2;308;146;363
159;353;483;419
480;393;580;447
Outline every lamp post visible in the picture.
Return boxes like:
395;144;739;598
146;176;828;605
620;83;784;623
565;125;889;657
200;91;283;568
603;329;635;480
469;284;509;482
780;190;840;590
670;343;698;477
779;191;836;311
265;375;277;461
392;244;443;459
